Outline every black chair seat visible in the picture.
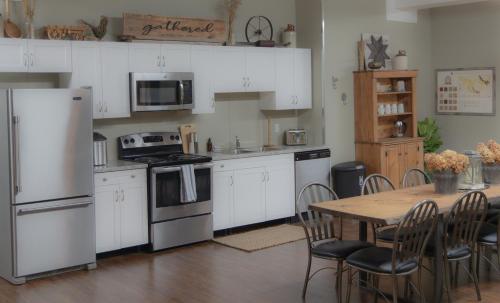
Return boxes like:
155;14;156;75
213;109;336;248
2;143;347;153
486;208;500;223
346;247;418;274
425;240;472;259
478;223;498;244
376;227;397;242
312;240;373;259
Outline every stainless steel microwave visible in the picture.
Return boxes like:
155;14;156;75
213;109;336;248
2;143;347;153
130;72;194;112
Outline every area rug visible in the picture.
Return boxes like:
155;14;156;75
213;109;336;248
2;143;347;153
213;224;306;252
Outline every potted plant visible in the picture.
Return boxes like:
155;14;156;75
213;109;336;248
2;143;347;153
477;140;500;184
418;117;443;153
424;150;469;194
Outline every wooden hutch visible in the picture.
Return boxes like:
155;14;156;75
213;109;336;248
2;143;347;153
354;70;424;188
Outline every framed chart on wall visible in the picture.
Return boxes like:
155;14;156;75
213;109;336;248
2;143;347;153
436;68;496;116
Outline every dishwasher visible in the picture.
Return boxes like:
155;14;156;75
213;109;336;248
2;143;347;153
295;149;332;202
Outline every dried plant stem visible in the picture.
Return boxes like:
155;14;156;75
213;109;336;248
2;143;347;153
23;0;35;22
224;0;241;44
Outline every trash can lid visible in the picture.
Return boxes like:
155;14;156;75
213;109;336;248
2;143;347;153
332;161;365;172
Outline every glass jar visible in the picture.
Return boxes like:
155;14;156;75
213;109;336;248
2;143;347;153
459;151;484;190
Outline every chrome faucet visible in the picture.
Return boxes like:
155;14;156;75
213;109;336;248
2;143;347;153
235;136;241;149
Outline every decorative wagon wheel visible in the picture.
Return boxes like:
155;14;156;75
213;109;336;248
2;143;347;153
245;16;273;43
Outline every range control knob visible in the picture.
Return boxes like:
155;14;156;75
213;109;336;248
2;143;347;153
123;139;129;145
170;135;175;140
175;135;180;141
130;138;136;144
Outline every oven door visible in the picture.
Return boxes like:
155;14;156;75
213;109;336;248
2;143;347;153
130;72;194;112
150;164;212;223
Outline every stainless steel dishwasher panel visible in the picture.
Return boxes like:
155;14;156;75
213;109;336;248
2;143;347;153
14;197;96;277
295;150;331;202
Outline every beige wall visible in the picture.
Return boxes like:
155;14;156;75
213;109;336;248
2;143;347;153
431;2;500;151
1;0;300;160
322;0;434;164
295;0;324;146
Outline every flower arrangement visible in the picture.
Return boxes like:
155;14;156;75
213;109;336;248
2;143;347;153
424;150;470;174
477;139;500;164
477;139;500;184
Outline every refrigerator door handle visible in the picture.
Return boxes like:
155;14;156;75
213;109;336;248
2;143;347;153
13;115;21;194
17;201;92;216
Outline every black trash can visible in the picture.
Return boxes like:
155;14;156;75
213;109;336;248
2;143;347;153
332;161;366;199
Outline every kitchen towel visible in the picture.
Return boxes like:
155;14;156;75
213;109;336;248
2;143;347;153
181;165;197;203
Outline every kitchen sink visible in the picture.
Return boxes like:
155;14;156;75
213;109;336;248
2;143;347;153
219;146;284;155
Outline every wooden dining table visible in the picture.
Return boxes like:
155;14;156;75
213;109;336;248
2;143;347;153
310;184;500;302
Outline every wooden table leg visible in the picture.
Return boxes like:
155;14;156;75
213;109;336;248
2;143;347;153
433;215;444;302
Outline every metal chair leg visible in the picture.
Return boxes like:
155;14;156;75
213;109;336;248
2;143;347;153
346;267;353;303
392;276;399;303
373;275;379;303
302;253;312;299
471;252;482;301
337;260;344;303
418;267;426;303
443;255;452;303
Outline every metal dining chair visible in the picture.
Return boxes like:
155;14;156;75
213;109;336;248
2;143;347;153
425;191;488;303
476;206;500;275
402;168;432;188
362;174;397;244
345;200;439;303
296;183;373;301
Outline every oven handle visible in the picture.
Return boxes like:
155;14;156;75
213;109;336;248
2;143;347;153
151;163;213;175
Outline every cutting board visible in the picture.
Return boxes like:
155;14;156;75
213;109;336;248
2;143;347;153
179;124;197;154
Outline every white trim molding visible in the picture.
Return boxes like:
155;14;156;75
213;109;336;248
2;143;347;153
387;0;489;23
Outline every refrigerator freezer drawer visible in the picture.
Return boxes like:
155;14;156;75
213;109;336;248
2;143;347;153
14;197;96;277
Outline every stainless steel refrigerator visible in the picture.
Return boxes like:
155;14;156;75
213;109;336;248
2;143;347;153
0;88;96;284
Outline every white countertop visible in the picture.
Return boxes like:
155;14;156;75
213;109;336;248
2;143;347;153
94;160;148;173
206;145;329;161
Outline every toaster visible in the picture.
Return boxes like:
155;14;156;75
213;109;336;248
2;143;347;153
285;129;307;146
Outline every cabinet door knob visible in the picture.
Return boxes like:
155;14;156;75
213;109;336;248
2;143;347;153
131;175;135;179
102;178;107;182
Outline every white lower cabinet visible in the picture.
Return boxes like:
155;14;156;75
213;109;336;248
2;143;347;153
233;167;267;227
94;169;148;253
212;154;295;231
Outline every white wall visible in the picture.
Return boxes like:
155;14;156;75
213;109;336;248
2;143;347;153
322;0;434;164
431;1;500;151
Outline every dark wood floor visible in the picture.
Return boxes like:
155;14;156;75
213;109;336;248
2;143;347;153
1;220;500;303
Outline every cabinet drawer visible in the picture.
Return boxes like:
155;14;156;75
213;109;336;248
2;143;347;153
94;169;146;188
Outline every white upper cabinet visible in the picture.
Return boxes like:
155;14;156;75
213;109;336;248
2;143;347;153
245;48;275;92
67;42;103;118
0;39;28;72
28;40;72;73
191;46;215;114
129;43;162;73
212;47;246;93
294;49;312;109
129;43;191;73
212;47;277;94
101;43;130;119
0;38;71;73
260;48;312;110
161;44;191;72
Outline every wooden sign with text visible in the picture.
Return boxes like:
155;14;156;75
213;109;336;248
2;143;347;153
123;13;226;43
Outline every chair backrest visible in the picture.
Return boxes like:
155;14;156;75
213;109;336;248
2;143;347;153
444;190;488;250
296;183;340;245
392;200;439;271
402;168;432;188
362;174;396;195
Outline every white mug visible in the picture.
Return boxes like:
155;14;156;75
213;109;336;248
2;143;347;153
397;81;406;92
385;104;392;115
378;104;385;116
391;103;398;114
398;103;405;113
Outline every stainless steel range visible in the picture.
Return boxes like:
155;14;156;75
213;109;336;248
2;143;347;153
118;132;213;251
